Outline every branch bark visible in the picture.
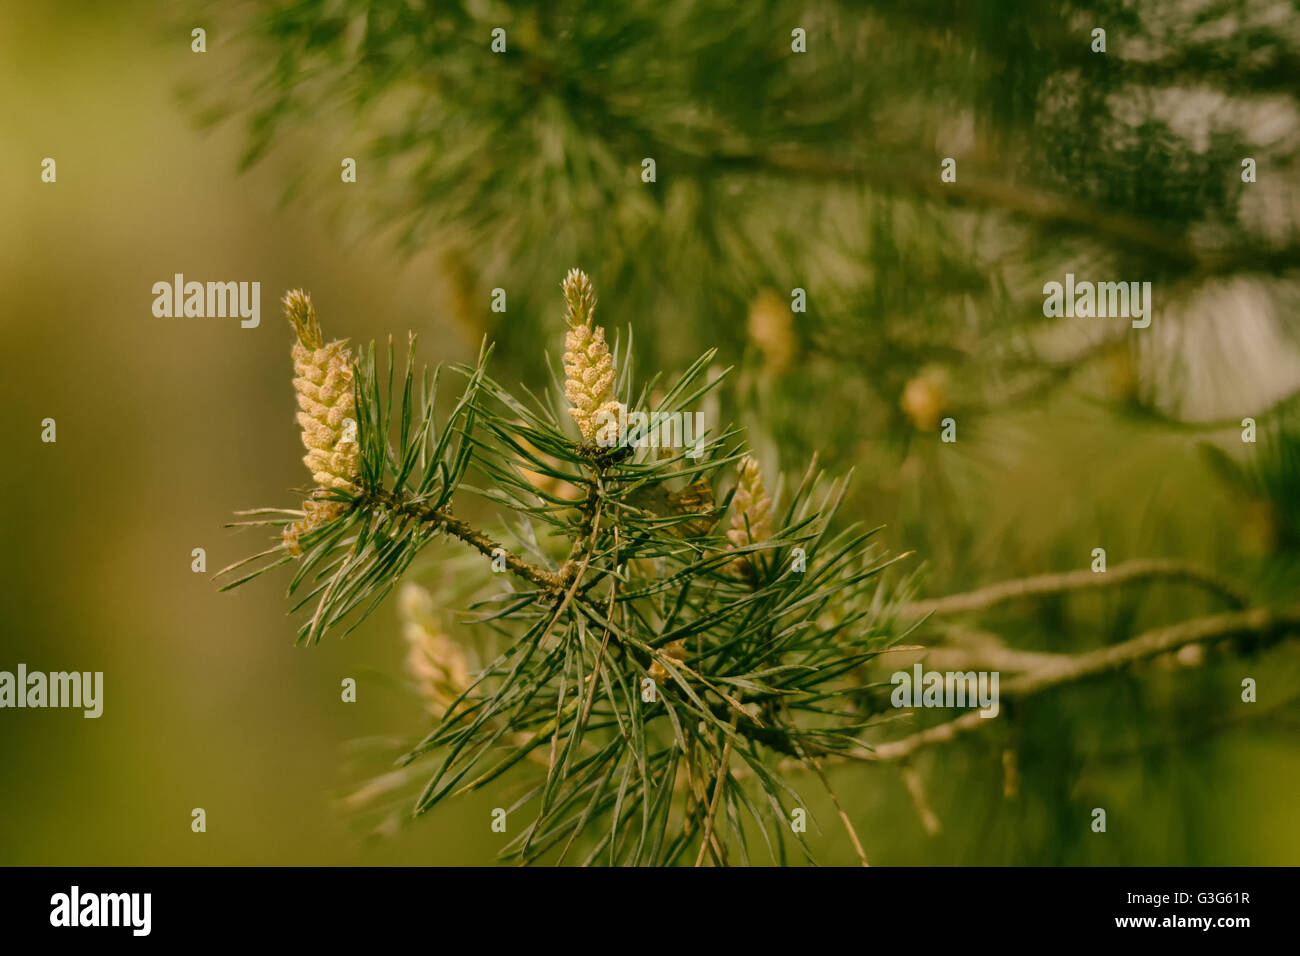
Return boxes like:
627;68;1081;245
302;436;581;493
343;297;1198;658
743;147;1300;278
903;559;1249;618
366;486;571;592
851;605;1300;765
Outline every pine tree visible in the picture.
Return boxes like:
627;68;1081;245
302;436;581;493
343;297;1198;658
199;0;1300;471
203;0;1300;865
221;272;915;864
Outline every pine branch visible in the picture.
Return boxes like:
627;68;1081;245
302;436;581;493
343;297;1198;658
216;271;915;865
693;714;737;867
729;135;1300;280
828;605;1300;766
916;638;1074;676
902;559;1249;618
360;485;567;592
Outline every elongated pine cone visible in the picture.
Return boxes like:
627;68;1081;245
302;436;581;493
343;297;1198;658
281;290;360;555
286;290;359;490
561;269;622;444
399;584;472;718
727;456;773;577
728;456;773;547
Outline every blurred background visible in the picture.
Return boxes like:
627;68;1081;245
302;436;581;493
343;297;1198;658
1;0;1298;865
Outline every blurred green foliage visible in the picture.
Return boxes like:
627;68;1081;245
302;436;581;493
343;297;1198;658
201;0;1300;457
192;0;1300;864
2;0;1297;866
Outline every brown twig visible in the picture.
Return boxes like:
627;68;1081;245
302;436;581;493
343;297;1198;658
867;606;1300;763
746;147;1300;278
922;638;1074;675
694;716;738;867
810;759;871;866
903;559;1249;618
776;605;1300;773
899;763;942;837
367;487;566;590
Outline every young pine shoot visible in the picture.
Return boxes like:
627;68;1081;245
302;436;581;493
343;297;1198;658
218;270;911;866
